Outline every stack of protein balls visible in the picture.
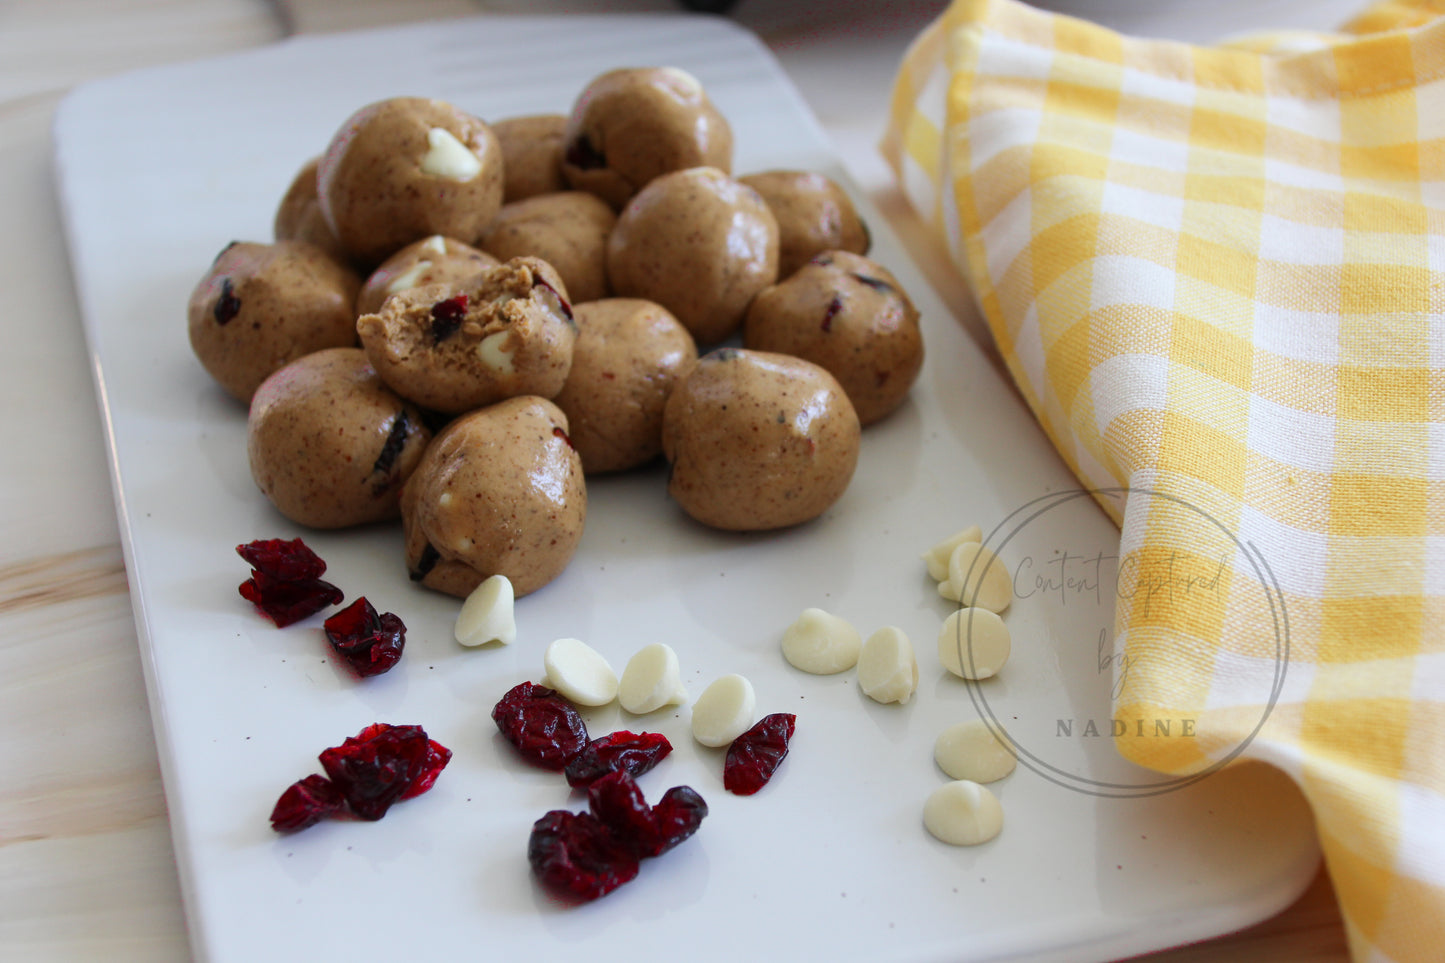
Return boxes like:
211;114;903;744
187;67;925;600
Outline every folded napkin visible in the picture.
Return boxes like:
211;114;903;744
883;0;1445;958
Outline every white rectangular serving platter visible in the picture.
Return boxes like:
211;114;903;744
53;14;1319;963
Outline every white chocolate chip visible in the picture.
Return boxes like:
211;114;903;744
938;542;1012;612
934;720;1016;783
385;259;434;295
781;608;861;675
921;524;982;582
455;535;473;552
420;127;482;181
438;491;453;508
453;574;515;647
923;781;1003;846
856;626;918;705
543;638;618;706
658;66;704;98
420;234;448;256
691;674;756;747
618;643;688;714
937;607;1011;680
477;331;515;373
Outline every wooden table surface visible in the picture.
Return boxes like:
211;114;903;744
0;0;1357;959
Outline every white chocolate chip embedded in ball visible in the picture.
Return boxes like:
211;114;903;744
857;626;919;705
385;259;434;295
691;674;756;747
420;234;448;256
781;608;862;675
438;491;453;508
618;642;688;714
938;542;1012;613
477;331;515;373
938;607;1011;680
934;720;1017;783
922;524;982;582
543;638;618;706
453;574;515;647
420;127;482;181
923;780;1003;846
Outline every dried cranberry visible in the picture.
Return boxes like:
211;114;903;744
491;682;589;770
213;277;241;325
429;293;469;343
528;809;639;902
648;785;708;856
237;538;327;582
319;723;446;821
238;571;344;627
552;425;575;450
851;272;895;295
564;133;606;171
586;770;657;848
409;542;440;582
270;774;345;833
723;712;796;796
821;295;843;332
370;410;414;494
323;597;406;677
564;730;672;788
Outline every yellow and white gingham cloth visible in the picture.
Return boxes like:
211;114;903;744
883;0;1445;958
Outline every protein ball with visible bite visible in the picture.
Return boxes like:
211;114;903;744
607;167;778;346
356;256;576;415
492;113;568;202
319;97;504;266
187;240;361;403
479;192;615;304
662;348;860;531
401;396;586;598
743;251;923;425
739;170;870;279
562;67;733;210
247;347;431;528
553;298;697;474
273;156;347;262
356;234;500;316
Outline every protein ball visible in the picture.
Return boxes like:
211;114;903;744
318;96;504;266
607;166;778;346
739;170;869;279
356;256;576;415
401;396;586;598
356;234;500;316
743;251;923;426
273;156;347;262
247;347;431;528
562;66;733;210
492;113;568;202
479;192;616;304
187;240;361;403
661;348;860;531
552;298;698;474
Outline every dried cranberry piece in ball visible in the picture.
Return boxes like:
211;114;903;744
323;597;406;677
649;785;708;857
491;682;589;771
563;730;672;788
528;809;640;902
270;774;345;833
723;712;796;796
238;570;344;627
236;537;328;581
319;723;445;821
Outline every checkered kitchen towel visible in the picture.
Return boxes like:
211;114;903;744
883;0;1445;957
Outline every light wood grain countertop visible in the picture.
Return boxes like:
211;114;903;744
0;0;1355;958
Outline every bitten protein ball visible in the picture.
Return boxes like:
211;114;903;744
607;167;778;346
662;348;860;531
247;347;432;529
319;97;504;266
739;170;870;279
552;298;698;474
187;240;361;403
492;113;568;202
401;396;587;598
743;250;923;425
561;67;733;210
479;192;616;304
356;256;576;415
356;234;500;316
